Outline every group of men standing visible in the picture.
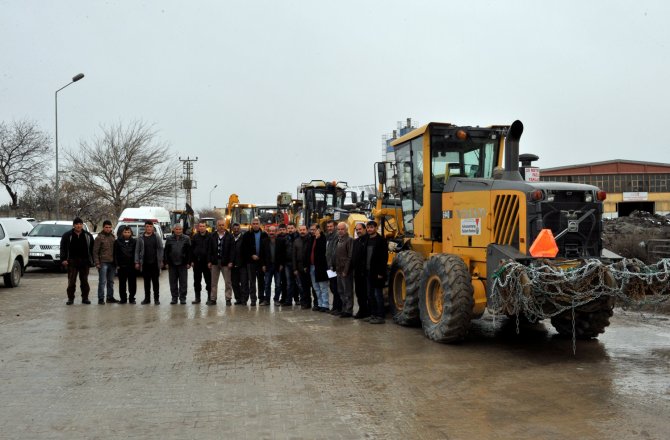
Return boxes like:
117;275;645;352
61;216;389;324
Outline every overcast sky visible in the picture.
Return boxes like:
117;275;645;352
1;0;668;211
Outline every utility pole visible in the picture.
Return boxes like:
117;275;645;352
179;156;198;207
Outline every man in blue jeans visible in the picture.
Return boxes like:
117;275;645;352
261;226;285;306
93;220;118;304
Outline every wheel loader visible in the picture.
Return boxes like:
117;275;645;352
222;194;257;232
380;120;669;344
297;180;368;234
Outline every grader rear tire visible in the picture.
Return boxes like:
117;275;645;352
550;297;614;339
419;254;474;343
388;251;423;327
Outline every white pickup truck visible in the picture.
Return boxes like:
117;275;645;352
0;219;30;287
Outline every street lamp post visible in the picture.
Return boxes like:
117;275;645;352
209;184;218;207
55;73;85;219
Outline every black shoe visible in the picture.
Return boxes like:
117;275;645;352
82;299;91;305
319;307;329;313
154;300;160;305
206;300;216;305
66;300;74;305
119;299;127;304
192;299;201;304
311;305;319;311
330;309;342;316
141;299;151;305
180;300;186;305
282;302;292;306
98;299;105;305
340;312;353;318
170;299;178;305
301;305;311;309
250;301;256;306
226;299;232;306
369;316;386;324
106;297;119;303
234;301;246;305
129;299;136;304
353;312;369;319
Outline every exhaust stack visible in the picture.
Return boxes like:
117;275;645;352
503;120;524;181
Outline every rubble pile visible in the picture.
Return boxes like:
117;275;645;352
602;211;670;262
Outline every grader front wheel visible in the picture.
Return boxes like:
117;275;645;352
388;251;423;327
419;254;474;343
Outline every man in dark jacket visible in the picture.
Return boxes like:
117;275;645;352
164;224;191;305
351;222;370;319
261;225;285;306
134;221;164;305
209;219;233;306
292;224;311;309
309;225;330;311
280;223;300;306
114;226;138;304
240;218;267;306
191;220;215;304
60;217;94;305
229;223;246;304
365;220;388;324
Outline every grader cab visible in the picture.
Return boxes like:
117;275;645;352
382;120;669;344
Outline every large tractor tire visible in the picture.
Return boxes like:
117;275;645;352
388;250;424;327
550;296;615;339
419;254;474;343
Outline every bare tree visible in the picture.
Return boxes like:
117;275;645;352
197;208;223;220
65;121;177;218
59;180;115;231
19;181;56;219
0;120;51;209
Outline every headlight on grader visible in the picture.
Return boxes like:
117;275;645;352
584;192;593;202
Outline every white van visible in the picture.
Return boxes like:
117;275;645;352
118;206;171;238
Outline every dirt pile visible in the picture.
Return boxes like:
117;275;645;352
602;211;670;261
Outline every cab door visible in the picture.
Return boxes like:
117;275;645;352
0;224;11;273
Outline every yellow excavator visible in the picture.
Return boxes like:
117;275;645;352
379;120;669;343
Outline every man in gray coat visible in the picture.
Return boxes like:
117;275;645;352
335;222;354;317
163;224;191;305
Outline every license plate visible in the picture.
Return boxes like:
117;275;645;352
30;252;45;257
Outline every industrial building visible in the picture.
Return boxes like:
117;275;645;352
540;160;670;217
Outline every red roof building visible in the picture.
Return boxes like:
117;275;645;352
540;160;670;217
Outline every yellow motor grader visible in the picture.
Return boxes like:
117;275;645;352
380;120;669;343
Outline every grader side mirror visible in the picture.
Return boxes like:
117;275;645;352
377;163;387;185
350;191;358;204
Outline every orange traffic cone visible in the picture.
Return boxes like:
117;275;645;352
529;229;559;258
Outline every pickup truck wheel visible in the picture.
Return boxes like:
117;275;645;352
4;260;22;288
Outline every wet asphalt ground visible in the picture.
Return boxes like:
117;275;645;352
0;268;668;440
